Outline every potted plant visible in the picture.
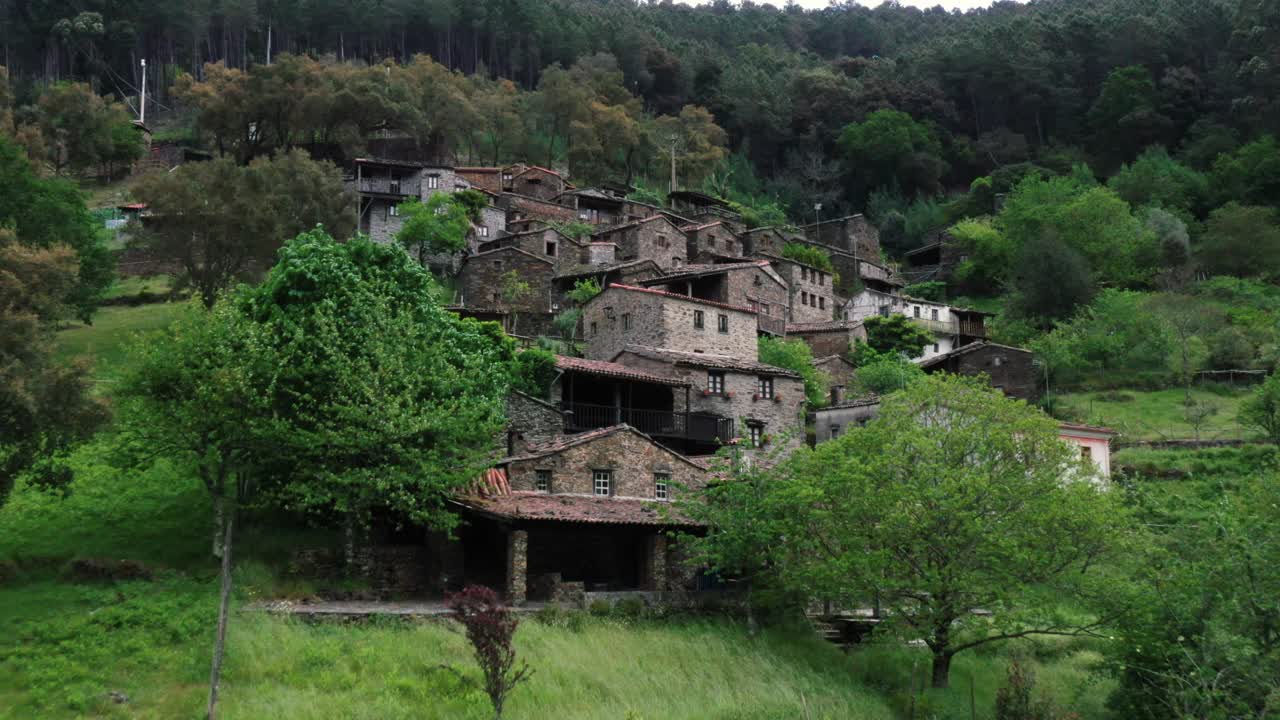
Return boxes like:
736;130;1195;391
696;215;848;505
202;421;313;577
752;393;761;401
702;389;712;397
773;393;784;403
726;391;735;399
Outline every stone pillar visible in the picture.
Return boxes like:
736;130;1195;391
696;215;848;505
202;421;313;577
505;529;528;605
645;533;668;591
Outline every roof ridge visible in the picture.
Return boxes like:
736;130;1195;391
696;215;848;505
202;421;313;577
602;284;757;314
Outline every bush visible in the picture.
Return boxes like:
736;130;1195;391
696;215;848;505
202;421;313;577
511;348;558;399
588;599;613;617
781;242;835;273
446;585;531;719
614;596;647;619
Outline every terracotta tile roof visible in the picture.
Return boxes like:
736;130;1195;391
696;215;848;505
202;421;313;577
454;491;700;526
617;345;802;379
786;319;865;333
513;165;567;182
555;355;690;387
681;221;725;232
601;284;756;314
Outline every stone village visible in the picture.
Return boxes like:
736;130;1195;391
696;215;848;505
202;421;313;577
332;155;1115;608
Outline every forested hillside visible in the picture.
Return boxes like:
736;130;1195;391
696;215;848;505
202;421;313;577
3;0;1276;217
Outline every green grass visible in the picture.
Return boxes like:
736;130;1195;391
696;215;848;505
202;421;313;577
105;274;173;300
54;301;185;389
1055;386;1256;442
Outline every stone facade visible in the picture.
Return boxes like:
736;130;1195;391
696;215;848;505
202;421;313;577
478;228;583;272
683;222;743;263
594;216;688;270
508;166;568;201
504;391;565;455
582;285;759;362
741;227;787;258
642;262;788;328
506;529;528;604
813;398;882;444
499;192;580;224
455;166;503;194
613;349;807;453
844;289;989;363
786;320;868;359
505;426;706;499
459;247;554;315
771;259;837;323
802;214;881;260
920;342;1038;402
813;355;859;405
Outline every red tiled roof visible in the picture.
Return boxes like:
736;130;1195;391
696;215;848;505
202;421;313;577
454;492;700;526
786;319;865;333
555;355;689;387
119;202;147;210
681;221;725;232
617;345;802;379
602;284;756;314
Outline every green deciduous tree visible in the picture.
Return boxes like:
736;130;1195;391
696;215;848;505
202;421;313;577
837;109;946;201
1198;203;1280;280
849;343;925;395
1239;374;1280;445
133;150;354;307
1108;146;1209;216
757;336;829;407
686;375;1134;690
396;192;474;265
1010;233;1095;325
861;313;934;358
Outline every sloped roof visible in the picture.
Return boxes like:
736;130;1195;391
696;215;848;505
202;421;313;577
616;345;802;379
916;341;1032;369
466;246;555;266
555;355;689;387
815;395;882;412
597;284;756;314
812;354;857;369
504;424;705;470
455;491;700;526
1058;422;1117;437
786;319;865;334
639;261;785;289
553;258;662;280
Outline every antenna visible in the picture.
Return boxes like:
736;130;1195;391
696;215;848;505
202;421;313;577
139;59;147;125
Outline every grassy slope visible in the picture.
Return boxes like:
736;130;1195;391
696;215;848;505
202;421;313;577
1055;386;1255;442
55;301;185;389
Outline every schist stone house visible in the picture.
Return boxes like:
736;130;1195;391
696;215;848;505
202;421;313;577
786;319;868;359
919;342;1037;402
638;261;789;336
844;288;991;362
591;215;689;270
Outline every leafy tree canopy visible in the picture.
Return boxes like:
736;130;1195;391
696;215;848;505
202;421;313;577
757;336;829;407
861;313;934;358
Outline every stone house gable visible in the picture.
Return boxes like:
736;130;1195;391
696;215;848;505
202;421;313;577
683;221;743;263
455;166;503;194
813;355;859;405
919;342;1037;402
499;192;579;224
581;284;759;361
785;320;868;359
509;166;570;202
504;390;566;456
765;256;838;324
504;425;706;500
741;227;787;258
478;227;583;271
592;215;688;270
640;261;788;334
459;246;554;314
801;214;881;260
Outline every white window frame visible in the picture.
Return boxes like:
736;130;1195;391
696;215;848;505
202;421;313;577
478;225;489;237
593;469;612;496
654;473;670;501
749;424;764;448
707;371;725;395
426;174;440;189
757;376;774;399
535;470;551;493
389;203;400;217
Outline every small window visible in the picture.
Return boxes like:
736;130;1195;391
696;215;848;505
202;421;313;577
593;470;612;496
830;424;840;438
434;205;447;216
931;308;938;321
819;296;825;310
748;424;764;448
694;310;705;329
389;204;400;217
492;292;500;304
801;291;808;306
492;260;502;269
545;241;556;256
801;268;808;282
879;306;891;318
622;313;631;331
933;343;940;353
717;314;729;333
1081;446;1092;462
818;272;825;286
708;236;716;248
914;306;921;318
994;356;1005;367
535;470;551;493
478;225;489;237
427;175;440;189
590;321;598;336
654;473;670;501
707;371;725;394
657;235;668;248
757;376;774;399
673;257;682;267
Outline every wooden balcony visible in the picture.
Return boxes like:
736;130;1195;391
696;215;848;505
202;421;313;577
757;314;786;336
910;317;988;339
564;402;734;444
357;178;421;197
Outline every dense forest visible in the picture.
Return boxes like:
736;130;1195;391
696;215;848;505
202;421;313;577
3;0;1277;208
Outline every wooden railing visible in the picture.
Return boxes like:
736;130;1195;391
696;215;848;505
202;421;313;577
910;317;988;339
757;314;786;336
564;402;734;444
358;178;421;196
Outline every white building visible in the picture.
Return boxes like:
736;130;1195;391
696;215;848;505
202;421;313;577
842;288;990;363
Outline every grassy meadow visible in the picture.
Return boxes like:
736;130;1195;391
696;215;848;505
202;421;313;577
1055;386;1256;441
54;301;185;389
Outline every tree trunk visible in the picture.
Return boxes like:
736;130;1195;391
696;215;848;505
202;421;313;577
930;651;953;689
206;506;236;720
212;494;225;558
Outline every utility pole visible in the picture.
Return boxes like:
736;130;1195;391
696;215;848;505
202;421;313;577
139;58;147;125
813;202;822;229
669;134;678;194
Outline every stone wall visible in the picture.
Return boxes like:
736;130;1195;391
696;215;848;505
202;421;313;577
505;391;565;455
458;247;554;313
288;545;435;598
606;217;687;270
813;401;881;443
723;266;789;323
509;167;567;201
813;355;858;404
499;192;579;224
774;260;837;324
582;287;758;361
788;324;867;359
742;228;787;258
685;223;743;263
802;214;881;259
657;295;759;358
506;427;705;499
925;344;1038;401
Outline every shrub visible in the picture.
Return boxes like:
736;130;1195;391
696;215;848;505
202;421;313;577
566;278;602;305
614;596;646;619
588;599;613;617
446;585;532;719
781;242;835;274
511;348;558;399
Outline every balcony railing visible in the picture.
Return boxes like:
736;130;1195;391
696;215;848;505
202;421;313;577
910;317;988;338
757;314;785;336
564;402;734;444
357;178;421;196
